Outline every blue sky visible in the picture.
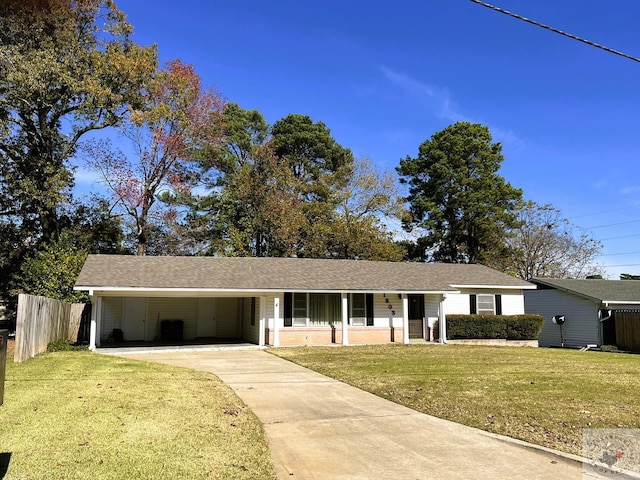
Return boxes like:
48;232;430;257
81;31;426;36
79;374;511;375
79;0;640;277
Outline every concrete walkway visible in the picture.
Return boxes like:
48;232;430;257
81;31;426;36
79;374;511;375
116;349;603;479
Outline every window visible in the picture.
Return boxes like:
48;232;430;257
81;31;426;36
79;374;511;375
283;293;375;327
477;294;495;314
309;293;341;326
293;293;307;326
469;294;502;315
350;293;374;326
351;293;366;326
284;293;342;327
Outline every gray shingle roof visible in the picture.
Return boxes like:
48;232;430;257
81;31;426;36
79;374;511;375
531;278;640;303
75;255;533;293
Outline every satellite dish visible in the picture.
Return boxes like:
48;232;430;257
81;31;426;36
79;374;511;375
552;315;565;325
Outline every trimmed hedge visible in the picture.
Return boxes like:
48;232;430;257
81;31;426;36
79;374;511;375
434;314;545;340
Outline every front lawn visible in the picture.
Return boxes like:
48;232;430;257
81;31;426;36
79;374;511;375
270;344;640;456
0;340;276;479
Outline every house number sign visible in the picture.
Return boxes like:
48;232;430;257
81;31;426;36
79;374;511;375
383;294;396;316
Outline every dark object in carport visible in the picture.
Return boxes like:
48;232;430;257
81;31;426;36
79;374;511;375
0;329;8;406
111;328;124;343
161;320;184;342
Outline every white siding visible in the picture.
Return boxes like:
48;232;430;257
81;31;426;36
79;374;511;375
445;290;526;315
264;293;276;328
100;296;123;340
123;297;147;341
444;292;471;314
197;298;216;337
425;295;440;328
372;293;403;327
148;297;198;340
241;297;260;344
216;297;240;338
525;289;600;348
500;291;526;315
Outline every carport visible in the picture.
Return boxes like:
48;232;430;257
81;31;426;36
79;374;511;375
90;293;262;348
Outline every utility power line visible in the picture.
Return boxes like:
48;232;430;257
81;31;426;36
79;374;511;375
469;1;640;268
601;251;640;257
598;233;640;241
585;219;640;230
569;203;640;220
470;0;640;63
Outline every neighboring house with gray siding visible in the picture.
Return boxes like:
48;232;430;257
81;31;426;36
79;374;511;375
525;278;640;350
74;255;534;350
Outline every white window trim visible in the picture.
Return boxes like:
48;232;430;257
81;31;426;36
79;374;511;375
476;294;496;314
350;293;366;326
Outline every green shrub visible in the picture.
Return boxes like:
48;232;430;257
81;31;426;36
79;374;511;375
504;314;545;340
47;340;88;352
434;314;545;340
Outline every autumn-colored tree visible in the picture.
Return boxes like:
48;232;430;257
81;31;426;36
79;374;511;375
270;114;356;257
189;106;400;260
0;0;156;240
85;60;225;255
0;0;156;296
213;143;306;257
312;157;404;260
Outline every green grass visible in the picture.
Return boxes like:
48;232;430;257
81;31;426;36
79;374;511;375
1;340;276;480
270;344;640;456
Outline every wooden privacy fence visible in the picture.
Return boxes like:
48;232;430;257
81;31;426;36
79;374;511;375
14;294;88;363
615;309;640;353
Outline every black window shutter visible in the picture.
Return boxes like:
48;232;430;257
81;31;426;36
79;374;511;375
284;292;292;327
366;293;374;326
469;294;477;314
495;294;502;315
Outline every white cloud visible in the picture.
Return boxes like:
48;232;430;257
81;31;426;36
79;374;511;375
618;185;640;195
380;66;467;123
380;66;525;150
489;126;526;151
594;179;609;190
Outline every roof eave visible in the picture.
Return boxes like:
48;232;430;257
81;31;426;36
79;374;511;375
530;279;604;303
75;286;458;295
449;284;536;290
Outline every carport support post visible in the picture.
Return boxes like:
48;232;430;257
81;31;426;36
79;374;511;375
341;293;348;345
89;295;101;350
439;294;447;344
402;294;409;344
273;294;280;347
259;296;266;347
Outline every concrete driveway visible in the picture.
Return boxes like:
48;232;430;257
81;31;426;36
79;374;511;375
114;348;599;479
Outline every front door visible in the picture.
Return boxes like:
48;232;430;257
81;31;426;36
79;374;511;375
408;294;425;339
